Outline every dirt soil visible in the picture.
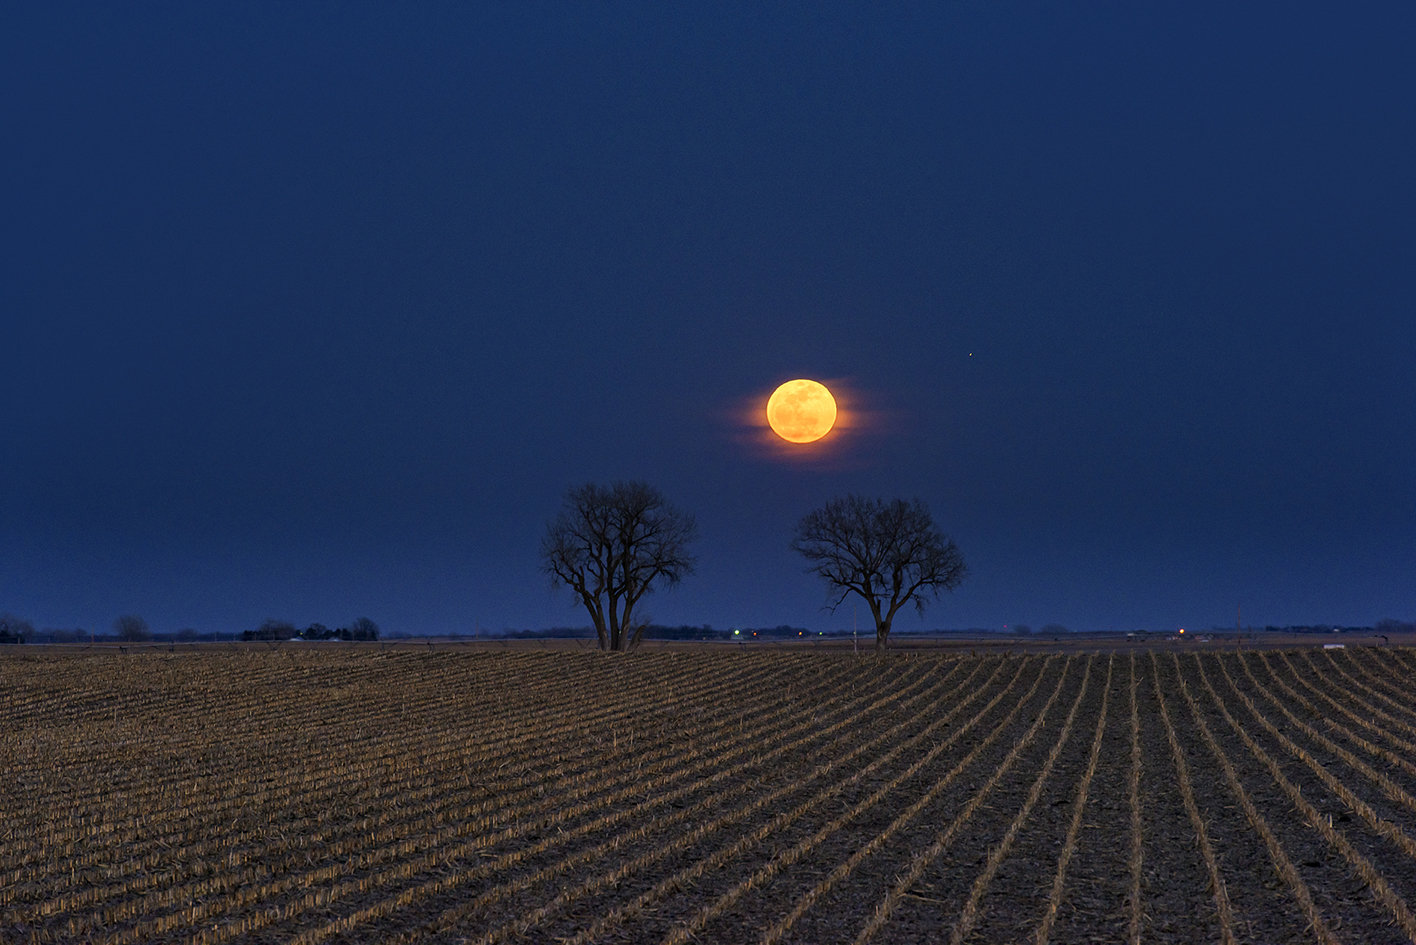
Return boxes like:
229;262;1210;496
2;644;1415;943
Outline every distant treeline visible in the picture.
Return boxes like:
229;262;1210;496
1257;619;1416;634
235;622;1416;641
4;614;1414;645
496;624;813;641
243;618;380;641
0;614;382;644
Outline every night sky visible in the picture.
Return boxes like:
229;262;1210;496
3;3;1414;637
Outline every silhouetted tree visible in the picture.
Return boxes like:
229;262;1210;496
114;614;152;642
1040;623;1069;637
1013;624;1033;636
792;495;967;652
0;613;33;644
247;618;297;641
542;480;697;651
350;617;380;641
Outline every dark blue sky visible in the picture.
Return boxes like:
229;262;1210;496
3;3;1413;636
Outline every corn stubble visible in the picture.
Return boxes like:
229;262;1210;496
4;646;1416;943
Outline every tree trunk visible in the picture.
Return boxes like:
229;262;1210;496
608;614;630;651
607;599;624;651
874;617;892;652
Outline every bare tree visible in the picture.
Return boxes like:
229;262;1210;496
542;480;697;651
249;618;297;641
113;614;152;642
350;617;380;641
792;495;967;652
0;613;34;644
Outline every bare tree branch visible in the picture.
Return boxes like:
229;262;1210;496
791;495;967;652
113;614;152;642
541;481;697;652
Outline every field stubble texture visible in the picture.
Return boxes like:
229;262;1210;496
3;646;1416;943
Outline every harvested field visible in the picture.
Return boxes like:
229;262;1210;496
3;646;1416;943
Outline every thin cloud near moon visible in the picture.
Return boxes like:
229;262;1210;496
722;377;889;465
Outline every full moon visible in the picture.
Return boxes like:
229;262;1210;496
766;379;837;443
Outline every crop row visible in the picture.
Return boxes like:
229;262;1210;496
2;646;1414;943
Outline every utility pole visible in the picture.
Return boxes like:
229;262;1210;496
853;602;858;655
1237;602;1242;651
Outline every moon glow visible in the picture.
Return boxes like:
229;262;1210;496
766;379;837;443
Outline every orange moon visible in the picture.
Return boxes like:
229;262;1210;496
766;379;837;443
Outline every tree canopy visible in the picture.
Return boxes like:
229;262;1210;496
792;495;967;651
542;480;697;651
113;614;151;642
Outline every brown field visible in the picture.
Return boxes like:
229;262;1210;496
3;646;1416;944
